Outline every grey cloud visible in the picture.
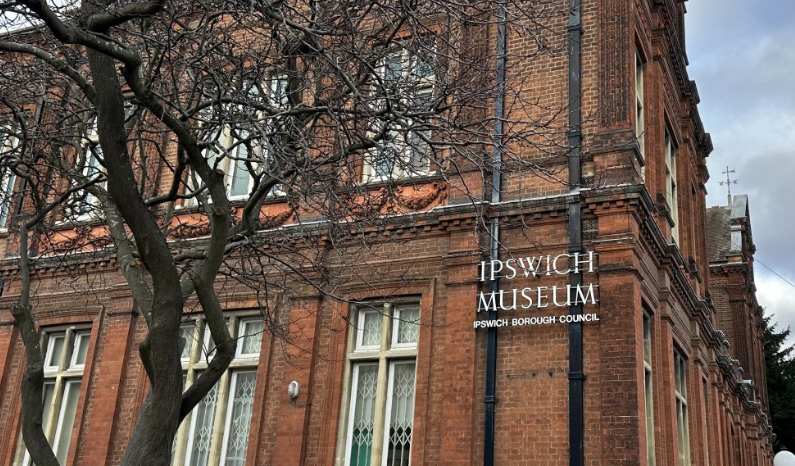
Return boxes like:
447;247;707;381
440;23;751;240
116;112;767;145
687;0;795;348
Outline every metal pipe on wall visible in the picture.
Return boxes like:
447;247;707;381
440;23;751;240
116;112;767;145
566;0;585;466
484;0;508;465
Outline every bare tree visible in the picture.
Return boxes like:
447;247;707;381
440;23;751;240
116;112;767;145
0;0;571;465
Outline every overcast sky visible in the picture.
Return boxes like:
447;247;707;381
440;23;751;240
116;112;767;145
686;0;795;348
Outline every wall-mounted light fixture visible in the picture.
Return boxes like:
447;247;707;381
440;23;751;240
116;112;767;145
287;380;300;400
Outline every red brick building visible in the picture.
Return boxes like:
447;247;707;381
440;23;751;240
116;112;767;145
706;195;771;460
0;0;775;466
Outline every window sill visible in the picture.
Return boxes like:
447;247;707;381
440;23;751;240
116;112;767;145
177;192;288;211
359;171;441;188
655;192;675;228
52;214;106;230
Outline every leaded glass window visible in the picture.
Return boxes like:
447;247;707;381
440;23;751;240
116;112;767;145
384;362;415;466
392;306;419;348
342;302;420;466
185;380;219;466
16;327;91;466
181;325;196;361
237;320;263;358
357;310;383;351
348;364;378;466
220;371;257;466
173;314;263;466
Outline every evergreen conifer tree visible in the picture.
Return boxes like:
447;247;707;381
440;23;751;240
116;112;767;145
764;314;795;450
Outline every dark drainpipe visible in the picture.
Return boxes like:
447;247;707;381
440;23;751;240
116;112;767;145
566;1;585;466
484;1;508;465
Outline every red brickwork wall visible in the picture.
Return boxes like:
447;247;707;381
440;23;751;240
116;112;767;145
0;0;774;465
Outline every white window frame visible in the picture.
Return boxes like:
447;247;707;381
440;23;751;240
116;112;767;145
15;327;91;466
68;331;91;370
635;50;646;178
66;118;106;221
339;302;420;466
665;128;679;244
218;369;258;464
702;378;710;466
363;47;435;183
172;314;263;466
642;311;656;466
0;128;20;230
674;349;691;466
0;167;16;229
390;306;421;350
188;75;288;206
355;309;384;352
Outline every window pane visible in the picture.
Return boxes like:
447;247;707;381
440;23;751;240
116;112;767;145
85;149;102;178
0;170;16;227
42;382;56;430
386;362;416;466
412;54;433;80
45;335;65;370
270;76;289;106
229;159;250;198
406;131;430;174
239;320;263;356
349;364;378;466
394;307;419;346
222;371;257;466
643;314;652;365
54;380;81;463
181;325;195;361
187;380;219;466
229;129;252;198
645;370;655;466
21;382;57;466
358;311;382;350
203;129;223;167
384;54;403;85
71;333;90;368
680;359;687;397
202;324;217;359
677;400;685;465
373;133;399;179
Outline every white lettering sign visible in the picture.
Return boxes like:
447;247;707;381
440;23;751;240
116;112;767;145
473;313;600;329
474;252;600;327
478;252;597;282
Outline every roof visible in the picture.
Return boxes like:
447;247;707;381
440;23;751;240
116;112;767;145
706;205;732;263
707;195;754;264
